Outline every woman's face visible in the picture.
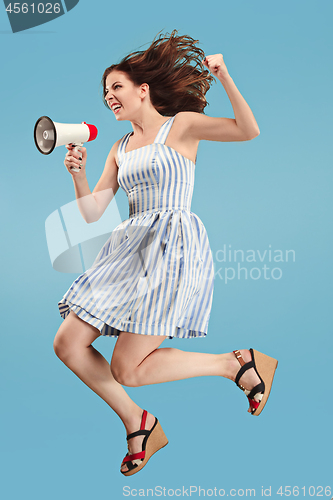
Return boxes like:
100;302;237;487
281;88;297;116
104;70;147;121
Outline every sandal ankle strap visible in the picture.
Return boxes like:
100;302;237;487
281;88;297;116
127;429;150;441
233;351;256;388
235;360;255;387
126;409;149;441
140;410;147;430
233;350;264;396
233;350;245;366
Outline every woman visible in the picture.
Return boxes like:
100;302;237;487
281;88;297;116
54;31;278;476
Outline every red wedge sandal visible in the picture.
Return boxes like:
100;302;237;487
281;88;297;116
120;410;168;476
233;349;278;416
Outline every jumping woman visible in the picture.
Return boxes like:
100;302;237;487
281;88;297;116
54;30;278;476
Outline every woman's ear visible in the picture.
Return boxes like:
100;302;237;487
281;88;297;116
139;83;149;99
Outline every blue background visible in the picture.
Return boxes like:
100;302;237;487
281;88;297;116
1;0;332;498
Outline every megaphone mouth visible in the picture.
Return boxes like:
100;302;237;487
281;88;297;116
34;116;57;155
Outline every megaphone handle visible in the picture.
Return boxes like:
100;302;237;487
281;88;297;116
70;142;84;172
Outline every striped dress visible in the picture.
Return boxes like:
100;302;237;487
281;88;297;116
58;115;214;338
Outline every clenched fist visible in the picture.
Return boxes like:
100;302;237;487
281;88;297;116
203;54;229;80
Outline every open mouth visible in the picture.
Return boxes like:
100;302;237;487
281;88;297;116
111;104;122;113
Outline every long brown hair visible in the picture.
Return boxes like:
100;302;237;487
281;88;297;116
102;30;214;115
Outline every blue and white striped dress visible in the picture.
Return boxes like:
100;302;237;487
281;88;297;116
58;115;214;338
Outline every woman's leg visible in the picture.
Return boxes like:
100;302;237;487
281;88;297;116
53;311;161;473
111;331;261;392
111;331;262;471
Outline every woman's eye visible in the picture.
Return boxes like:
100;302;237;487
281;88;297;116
104;85;121;96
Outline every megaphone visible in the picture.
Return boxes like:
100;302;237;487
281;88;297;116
34;116;98;172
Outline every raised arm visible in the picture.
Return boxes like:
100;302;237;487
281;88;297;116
64;140;120;223
181;54;260;142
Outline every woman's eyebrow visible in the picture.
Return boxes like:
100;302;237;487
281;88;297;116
106;81;122;91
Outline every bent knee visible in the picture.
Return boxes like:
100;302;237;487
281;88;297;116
53;312;100;360
110;360;139;387
53;323;78;361
53;329;71;360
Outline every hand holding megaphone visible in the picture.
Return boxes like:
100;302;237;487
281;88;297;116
34;116;98;172
64;143;87;174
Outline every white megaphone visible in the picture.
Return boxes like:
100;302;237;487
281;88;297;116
34;116;98;172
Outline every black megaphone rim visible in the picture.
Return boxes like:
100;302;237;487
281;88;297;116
34;116;57;155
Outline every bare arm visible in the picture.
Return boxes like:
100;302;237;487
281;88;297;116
179;54;260;143
64;140;120;223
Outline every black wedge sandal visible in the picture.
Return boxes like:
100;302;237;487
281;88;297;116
233;349;278;416
120;410;168;476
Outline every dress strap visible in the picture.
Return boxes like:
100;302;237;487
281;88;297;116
153;115;177;145
117;132;132;163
